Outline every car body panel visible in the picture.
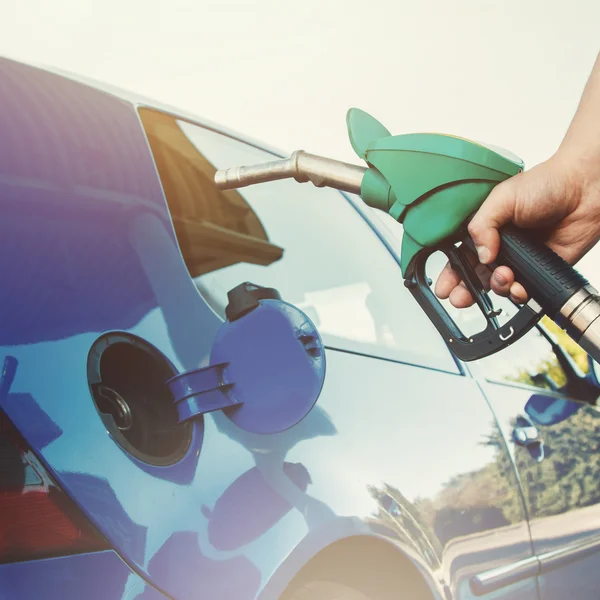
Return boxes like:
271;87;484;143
0;551;166;600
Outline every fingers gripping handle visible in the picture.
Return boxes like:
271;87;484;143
497;225;589;318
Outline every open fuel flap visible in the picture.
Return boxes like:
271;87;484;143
167;282;326;435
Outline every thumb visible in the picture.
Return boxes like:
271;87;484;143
467;180;516;265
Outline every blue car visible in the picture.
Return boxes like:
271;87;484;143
2;56;600;600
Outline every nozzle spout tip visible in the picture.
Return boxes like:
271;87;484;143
213;151;366;195
214;168;232;190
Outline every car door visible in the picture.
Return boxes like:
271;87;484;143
467;302;600;600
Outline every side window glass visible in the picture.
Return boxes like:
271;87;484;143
138;108;459;373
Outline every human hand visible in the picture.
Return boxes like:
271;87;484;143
434;151;600;308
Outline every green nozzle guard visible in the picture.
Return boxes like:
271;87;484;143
346;108;524;274
360;168;396;213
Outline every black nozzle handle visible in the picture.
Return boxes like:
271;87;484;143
496;224;589;318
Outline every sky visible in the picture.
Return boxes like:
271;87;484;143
2;0;600;279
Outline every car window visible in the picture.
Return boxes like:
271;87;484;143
138;108;459;373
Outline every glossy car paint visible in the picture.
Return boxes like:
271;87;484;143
0;56;595;600
0;551;166;599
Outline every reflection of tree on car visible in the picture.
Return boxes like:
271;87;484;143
433;506;509;547
512;406;600;518
367;420;529;565
368;482;443;570
375;407;600;541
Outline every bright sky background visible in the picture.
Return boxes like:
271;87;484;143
2;0;600;280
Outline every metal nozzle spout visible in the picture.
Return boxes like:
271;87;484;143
214;150;366;195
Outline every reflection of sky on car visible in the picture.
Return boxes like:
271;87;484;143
298;283;379;344
198;275;382;348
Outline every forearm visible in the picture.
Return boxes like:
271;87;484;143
558;51;600;174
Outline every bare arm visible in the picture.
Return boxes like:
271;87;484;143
560;52;600;168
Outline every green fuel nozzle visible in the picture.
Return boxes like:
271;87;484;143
215;109;600;368
216;109;522;274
